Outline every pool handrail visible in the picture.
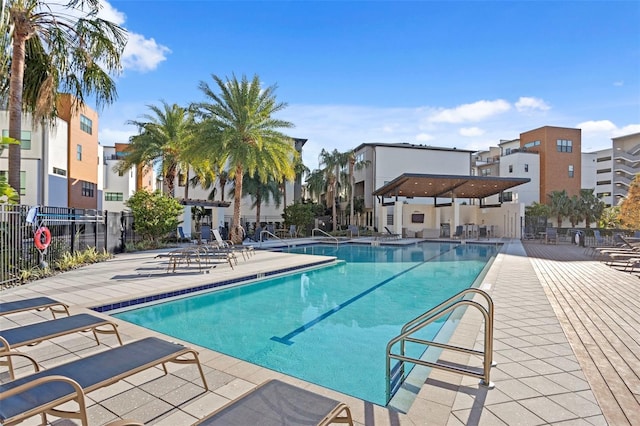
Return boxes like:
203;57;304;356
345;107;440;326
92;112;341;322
311;228;339;246
259;230;291;249
385;288;494;403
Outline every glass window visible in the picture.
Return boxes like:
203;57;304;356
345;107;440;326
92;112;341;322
524;164;529;172
80;114;93;135
53;167;67;176
81;181;95;197
568;165;574;178
76;144;82;160
481;168;491;176
2;129;32;149
557;139;573;152
508;165;513;173
105;192;124;201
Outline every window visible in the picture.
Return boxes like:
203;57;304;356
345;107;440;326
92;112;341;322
481;168;491;176
81;181;95;197
523;140;540;148
557;139;573;152
524;164;529;172
597;156;611;162
597;168;611;174
80;114;93;135
500;192;513;202
105;192;123;201
505;148;512;155
53;167;67;176
508;165;513;173
597;180;612;185
568;165;574;178
386;214;394;226
597;192;611;198
2;129;32;149
76;144;82;160
0;170;26;195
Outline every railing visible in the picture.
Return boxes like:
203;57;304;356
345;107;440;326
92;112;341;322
258;230;290;249
385;288;494;403
311;228;339;246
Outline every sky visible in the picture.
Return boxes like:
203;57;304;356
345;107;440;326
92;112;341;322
95;0;640;170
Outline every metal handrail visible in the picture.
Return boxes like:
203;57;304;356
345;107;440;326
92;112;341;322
311;228;339;246
259;230;291;249
385;288;494;403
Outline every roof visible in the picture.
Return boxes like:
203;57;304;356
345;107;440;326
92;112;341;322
353;142;475;154
372;173;531;199
178;199;231;208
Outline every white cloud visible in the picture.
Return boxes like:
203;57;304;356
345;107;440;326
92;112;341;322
515;97;550;113
122;33;171;73
615;124;640;136
459;127;485;137
613;81;624;87
577;120;617;133
427;100;511;124
97;0;126;25
415;133;434;142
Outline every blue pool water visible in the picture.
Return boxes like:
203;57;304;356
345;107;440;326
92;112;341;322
113;242;497;405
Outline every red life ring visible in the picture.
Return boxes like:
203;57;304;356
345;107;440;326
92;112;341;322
34;226;52;250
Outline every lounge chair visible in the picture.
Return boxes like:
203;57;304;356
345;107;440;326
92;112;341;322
384;227;401;240
0;297;70;319
212;229;254;260
347;225;358;238
453;225;463;239
0;313;123;379
545;228;558;244
0;337;208;426
193;379;353;426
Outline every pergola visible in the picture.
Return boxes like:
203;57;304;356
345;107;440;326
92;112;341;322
373;173;530;203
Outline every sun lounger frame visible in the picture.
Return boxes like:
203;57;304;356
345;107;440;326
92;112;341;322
194;379;353;426
0;313;123;379
0;297;70;318
0;337;208;426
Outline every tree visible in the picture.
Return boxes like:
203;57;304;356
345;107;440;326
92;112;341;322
305;168;326;205
599;206;621;229
548;190;571;227
5;0;126;200
116;102;195;197
230;172;282;226
282;202;315;237
125;189;184;244
190;74;297;243
579;189;605;228
618;174;640;230
319;148;349;231
347;151;369;225
0;136;19;203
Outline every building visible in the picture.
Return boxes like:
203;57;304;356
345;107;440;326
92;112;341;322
101;143;155;212
519;126;582;203
352;143;474;229
611;132;640;205
56;95;100;209
0;111;70;207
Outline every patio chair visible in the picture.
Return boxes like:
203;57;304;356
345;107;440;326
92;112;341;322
0;297;70;319
0;337;208;426
384;227;401;240
211;229;253;260
200;225;212;243
0;313;123;379
193;379;353;426
453;225;463;239
347;225;358;237
289;224;298;238
478;226;488;239
545;228;558;244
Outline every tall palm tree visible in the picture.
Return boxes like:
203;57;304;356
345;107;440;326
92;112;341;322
319;148;350;231
579;189;605;228
190;74;297;243
305;168;326;205
347;151;370;225
5;0;126;200
116;102;195;197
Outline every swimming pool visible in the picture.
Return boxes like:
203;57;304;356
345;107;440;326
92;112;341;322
113;242;498;405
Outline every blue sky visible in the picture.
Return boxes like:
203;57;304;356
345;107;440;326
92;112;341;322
97;0;640;169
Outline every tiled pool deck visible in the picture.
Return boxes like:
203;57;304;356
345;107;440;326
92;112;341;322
1;239;638;425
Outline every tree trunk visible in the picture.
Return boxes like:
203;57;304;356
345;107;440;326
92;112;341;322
183;168;189;200
349;157;355;225
230;165;243;243
331;177;337;232
8;24;29;201
255;194;262;226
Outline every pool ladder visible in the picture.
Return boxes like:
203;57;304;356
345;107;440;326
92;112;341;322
385;288;495;403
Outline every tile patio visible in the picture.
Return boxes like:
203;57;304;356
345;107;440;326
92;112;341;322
1;238;638;425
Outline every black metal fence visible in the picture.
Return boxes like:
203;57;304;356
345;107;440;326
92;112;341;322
0;204;140;287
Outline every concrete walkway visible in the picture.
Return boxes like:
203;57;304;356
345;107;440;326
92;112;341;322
1;239;638;425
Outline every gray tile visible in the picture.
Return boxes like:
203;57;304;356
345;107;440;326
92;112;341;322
520;396;579;423
101;388;156;416
486;401;546;426
549;393;603;417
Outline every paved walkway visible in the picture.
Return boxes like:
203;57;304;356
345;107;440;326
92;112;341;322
1;239;638;425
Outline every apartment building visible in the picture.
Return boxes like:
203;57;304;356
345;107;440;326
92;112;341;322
611;132;640;205
101;143;155;212
352;142;474;229
0;112;70;207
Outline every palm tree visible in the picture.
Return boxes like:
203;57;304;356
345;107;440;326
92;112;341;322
347;151;369;225
548;190;571;228
190;74;297;243
230;172;282;226
305;169;327;205
116;102;195;197
579;189;605;228
319;148;350;231
5;0;126;200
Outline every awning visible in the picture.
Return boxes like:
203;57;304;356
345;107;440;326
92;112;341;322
372;173;530;199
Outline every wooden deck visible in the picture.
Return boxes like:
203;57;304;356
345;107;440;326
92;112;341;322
524;241;640;425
